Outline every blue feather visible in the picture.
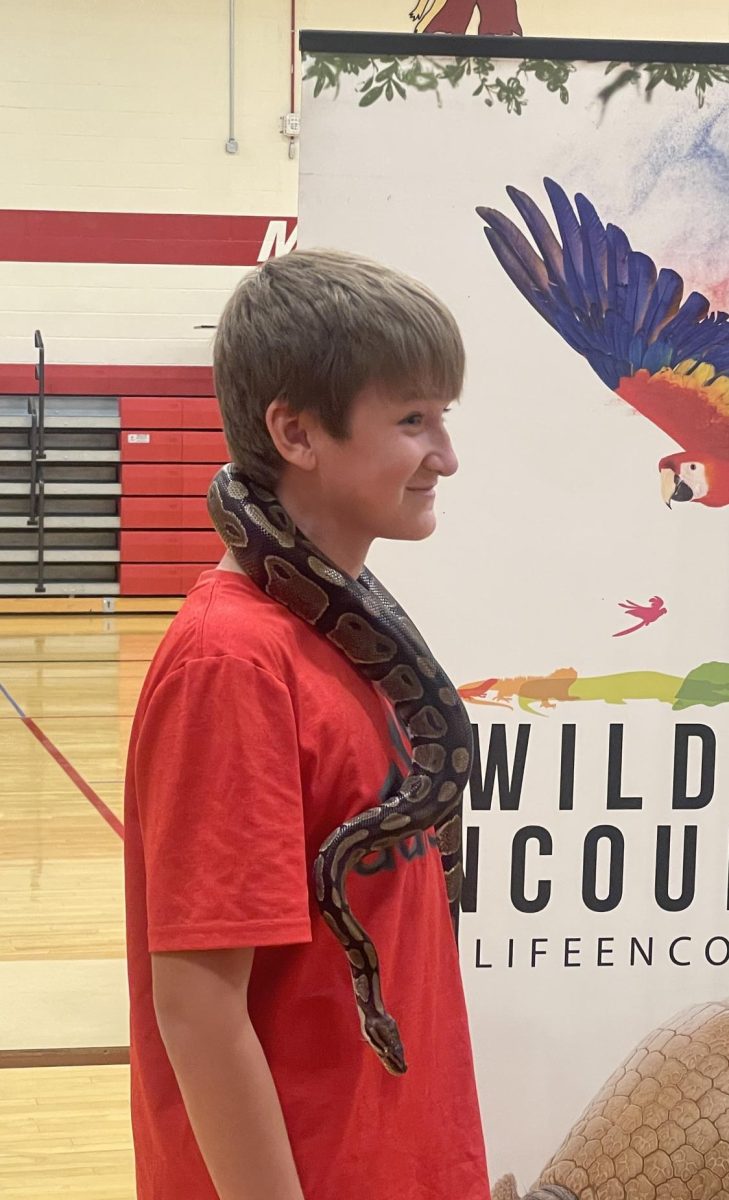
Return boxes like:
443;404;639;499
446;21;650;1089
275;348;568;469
480;226;595;359
505;186;566;290
544;178;586;315
606;224;631;321
477;180;729;392
683;309;729;362
585;350;624;389
625;253;657;336
477;208;548;288
640;268;683;341
661;292;711;361
575;193;608;314
480;226;552;323
604;309;633;366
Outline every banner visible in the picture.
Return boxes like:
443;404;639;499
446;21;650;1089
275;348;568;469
299;32;729;1197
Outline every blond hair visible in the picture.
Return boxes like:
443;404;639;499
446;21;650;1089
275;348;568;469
213;248;464;487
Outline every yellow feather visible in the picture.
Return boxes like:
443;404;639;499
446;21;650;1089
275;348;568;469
673;359;699;377
707;379;729;417
654;361;729;418
691;362;717;387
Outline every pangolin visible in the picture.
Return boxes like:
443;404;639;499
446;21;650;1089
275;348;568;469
494;1000;729;1200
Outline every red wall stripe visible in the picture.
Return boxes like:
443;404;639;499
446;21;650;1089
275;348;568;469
0;210;296;265
0;364;214;395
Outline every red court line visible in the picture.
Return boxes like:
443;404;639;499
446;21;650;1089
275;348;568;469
22;716;124;841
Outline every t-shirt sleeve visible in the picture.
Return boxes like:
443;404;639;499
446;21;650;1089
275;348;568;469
132;654;312;952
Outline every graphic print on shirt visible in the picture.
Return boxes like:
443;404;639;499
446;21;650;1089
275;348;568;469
354;712;439;877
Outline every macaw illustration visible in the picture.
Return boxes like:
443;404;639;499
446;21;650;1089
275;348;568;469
409;0;522;36
613;596;667;638
477;180;729;508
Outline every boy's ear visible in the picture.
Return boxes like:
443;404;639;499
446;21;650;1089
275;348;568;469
265;397;317;471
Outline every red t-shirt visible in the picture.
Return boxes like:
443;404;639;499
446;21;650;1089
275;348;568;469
124;567;490;1200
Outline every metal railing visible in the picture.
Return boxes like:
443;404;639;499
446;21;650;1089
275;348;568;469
18;328;121;595
27;399;38;527
30;331;46;591
34;330;45;460
36;472;46;593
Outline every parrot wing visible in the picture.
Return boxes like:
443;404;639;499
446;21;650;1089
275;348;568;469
476;179;729;456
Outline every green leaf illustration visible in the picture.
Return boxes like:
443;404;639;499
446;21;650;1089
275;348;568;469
598;60;729;107
673;662;729;711
360;83;386;108
302;52;729;112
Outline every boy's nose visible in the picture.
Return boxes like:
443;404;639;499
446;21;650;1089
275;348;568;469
427;433;459;478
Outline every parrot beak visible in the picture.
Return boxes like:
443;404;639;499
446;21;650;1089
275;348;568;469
660;468;693;507
660;468;675;508
673;479;693;503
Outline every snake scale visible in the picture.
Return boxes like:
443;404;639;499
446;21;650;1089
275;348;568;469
207;463;473;1076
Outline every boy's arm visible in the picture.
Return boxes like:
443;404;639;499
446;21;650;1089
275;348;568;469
152;946;305;1200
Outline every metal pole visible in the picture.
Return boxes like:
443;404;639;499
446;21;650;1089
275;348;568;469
35;473;46;593
290;0;296;112
34;330;46;459
27;401;38;527
226;0;238;153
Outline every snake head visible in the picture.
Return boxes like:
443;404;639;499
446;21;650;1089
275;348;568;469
363;1012;408;1076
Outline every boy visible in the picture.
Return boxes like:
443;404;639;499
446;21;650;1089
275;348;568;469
124;249;490;1200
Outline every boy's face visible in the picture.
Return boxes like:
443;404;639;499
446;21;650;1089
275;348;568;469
306;381;459;547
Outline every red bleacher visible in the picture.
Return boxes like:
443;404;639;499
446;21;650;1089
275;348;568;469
119;396;221;429
120;430;228;463
120;563;213;595
119;497;210;528
119;396;226;595
120;463;219;495
120;531;222;561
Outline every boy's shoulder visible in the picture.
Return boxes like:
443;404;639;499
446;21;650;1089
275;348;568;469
145;571;354;700
139;566;373;718
155;567;303;679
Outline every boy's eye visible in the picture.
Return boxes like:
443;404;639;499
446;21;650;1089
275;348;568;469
399;406;451;427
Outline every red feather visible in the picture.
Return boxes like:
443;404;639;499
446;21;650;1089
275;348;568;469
617;368;729;456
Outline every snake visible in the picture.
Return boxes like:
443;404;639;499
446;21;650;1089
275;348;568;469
207;463;474;1076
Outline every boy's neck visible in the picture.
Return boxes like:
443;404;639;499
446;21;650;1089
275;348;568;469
216;483;369;581
275;475;368;579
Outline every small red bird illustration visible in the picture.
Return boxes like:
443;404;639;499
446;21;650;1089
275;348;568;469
613;596;667;637
477;180;729;508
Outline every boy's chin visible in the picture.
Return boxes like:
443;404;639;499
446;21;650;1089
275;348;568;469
381;515;438;542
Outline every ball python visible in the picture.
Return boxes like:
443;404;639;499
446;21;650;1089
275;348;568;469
207;463;473;1076
493;998;729;1200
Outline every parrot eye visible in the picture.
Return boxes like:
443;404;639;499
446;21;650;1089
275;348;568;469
690;464;697;471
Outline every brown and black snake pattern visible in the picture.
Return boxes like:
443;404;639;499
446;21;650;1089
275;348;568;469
207;463;473;1075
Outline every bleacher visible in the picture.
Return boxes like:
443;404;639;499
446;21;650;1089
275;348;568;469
0;335;225;598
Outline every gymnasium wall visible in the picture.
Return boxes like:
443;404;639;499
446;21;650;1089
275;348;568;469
1;0;727;375
0;0;297;375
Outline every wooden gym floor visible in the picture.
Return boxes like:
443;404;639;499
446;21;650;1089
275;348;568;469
0;611;174;1198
